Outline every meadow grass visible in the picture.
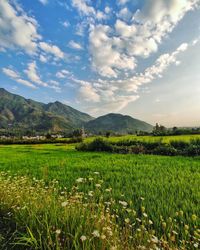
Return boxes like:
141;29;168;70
0;142;199;249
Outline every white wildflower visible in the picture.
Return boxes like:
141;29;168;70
80;235;87;241
92;230;100;237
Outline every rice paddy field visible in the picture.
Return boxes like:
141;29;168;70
0;136;200;249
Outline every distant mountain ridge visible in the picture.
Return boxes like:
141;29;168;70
0;88;93;133
85;113;153;134
0;88;153;134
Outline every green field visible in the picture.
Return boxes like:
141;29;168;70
86;134;200;143
0;140;200;249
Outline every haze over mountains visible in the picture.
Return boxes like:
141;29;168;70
0;88;153;134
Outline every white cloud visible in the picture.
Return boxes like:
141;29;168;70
56;69;71;78
117;0;130;5
68;40;83;50
89;25;136;78
2;68;20;79
117;7;132;21
39;42;64;59
88;0;199;78
0;0;41;54
62;21;70;28
39;54;48;63
78;84;100;102
71;0;95;16
38;0;48;5
2;67;36;88
71;0;107;20
24;61;47;87
73;40;193;115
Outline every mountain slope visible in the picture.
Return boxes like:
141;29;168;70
0;88;93;133
85;113;153;134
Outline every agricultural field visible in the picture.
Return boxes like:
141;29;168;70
86;134;200;144
0;140;199;249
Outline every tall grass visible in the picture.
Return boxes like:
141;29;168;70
0;172;199;249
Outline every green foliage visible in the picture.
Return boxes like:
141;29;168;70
76;138;113;152
78;136;200;156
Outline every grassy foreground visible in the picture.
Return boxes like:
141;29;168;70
0;172;199;249
0;143;199;249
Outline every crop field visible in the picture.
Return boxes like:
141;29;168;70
86;134;200;144
0;140;200;249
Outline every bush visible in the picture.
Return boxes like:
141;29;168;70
76;138;113;152
153;145;177;156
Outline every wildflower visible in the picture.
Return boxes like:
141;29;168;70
151;236;159;244
194;243;199;248
61;201;68;207
140;197;144;201
56;229;61;235
162;222;167;229
76;178;84;183
105;188;112;192
80;235;87;241
143;212;148;218
95;184;101;188
149;220;153;225
89;177;94;181
119;200;128;207
92;230;100;237
94;172;99;175
88;191;94;197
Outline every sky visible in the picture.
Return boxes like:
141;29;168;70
0;0;200;127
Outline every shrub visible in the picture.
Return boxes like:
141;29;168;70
153;145;177;156
77;138;113;152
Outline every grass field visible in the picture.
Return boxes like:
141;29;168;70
0;139;200;249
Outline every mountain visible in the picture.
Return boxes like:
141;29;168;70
0;88;153;135
85;113;153;134
0;88;93;133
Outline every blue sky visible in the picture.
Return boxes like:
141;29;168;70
0;0;200;126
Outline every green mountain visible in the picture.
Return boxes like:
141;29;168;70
0;88;93;133
85;113;153;134
0;88;153;135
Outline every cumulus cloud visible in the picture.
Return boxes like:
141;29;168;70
24;61;47;87
68;40;83;50
89;25;136;78
72;41;192;115
39;42;64;59
2;67;36;88
88;0;199;78
0;0;41;54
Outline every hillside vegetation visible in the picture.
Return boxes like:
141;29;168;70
0;88;93;133
85;113;153;134
0;88;153;135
